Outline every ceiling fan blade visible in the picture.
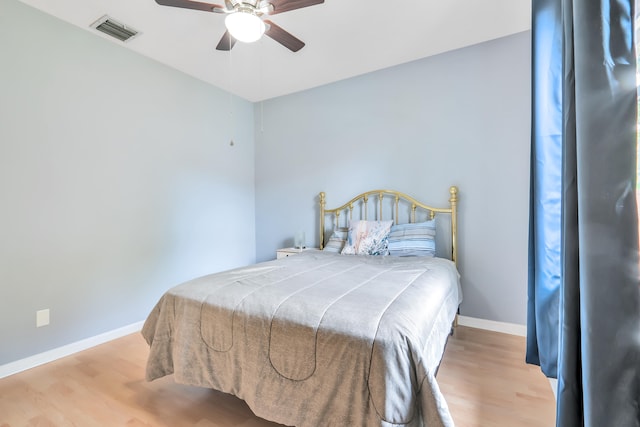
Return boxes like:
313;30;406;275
215;30;237;51
155;0;223;12
263;20;304;52
268;0;323;15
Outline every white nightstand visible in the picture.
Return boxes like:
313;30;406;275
276;247;317;259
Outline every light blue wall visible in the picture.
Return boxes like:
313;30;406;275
0;0;255;364
255;32;531;325
0;0;531;367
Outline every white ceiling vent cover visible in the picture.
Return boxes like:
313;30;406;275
90;15;140;43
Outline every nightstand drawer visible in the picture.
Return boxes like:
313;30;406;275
276;247;317;259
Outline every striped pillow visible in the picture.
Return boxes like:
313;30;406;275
323;229;348;253
387;220;436;257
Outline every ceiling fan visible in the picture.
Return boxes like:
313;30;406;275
154;0;324;52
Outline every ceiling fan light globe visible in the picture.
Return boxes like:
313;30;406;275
225;11;265;43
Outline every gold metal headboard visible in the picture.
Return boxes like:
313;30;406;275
319;187;459;264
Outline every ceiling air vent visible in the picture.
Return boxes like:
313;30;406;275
90;15;140;43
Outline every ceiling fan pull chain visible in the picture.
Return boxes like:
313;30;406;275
228;44;235;145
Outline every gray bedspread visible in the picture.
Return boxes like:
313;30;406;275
142;251;462;427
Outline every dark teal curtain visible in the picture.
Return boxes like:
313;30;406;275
528;0;640;425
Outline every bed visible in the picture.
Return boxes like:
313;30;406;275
142;187;462;427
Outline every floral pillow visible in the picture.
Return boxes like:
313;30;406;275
341;220;393;255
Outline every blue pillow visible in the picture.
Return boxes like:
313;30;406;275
387;220;436;257
323;229;348;253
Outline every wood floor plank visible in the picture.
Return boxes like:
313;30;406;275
0;326;555;426
437;327;556;427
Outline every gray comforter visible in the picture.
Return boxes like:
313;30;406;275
142;251;462;426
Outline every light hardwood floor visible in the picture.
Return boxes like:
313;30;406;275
0;326;555;427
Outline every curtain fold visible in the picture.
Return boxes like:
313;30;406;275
528;0;640;425
527;0;563;378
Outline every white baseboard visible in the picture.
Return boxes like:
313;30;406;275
548;378;558;400
0;320;145;379
458;315;527;337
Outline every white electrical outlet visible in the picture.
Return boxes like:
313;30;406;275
36;309;50;327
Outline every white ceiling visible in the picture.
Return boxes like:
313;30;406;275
18;0;531;102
